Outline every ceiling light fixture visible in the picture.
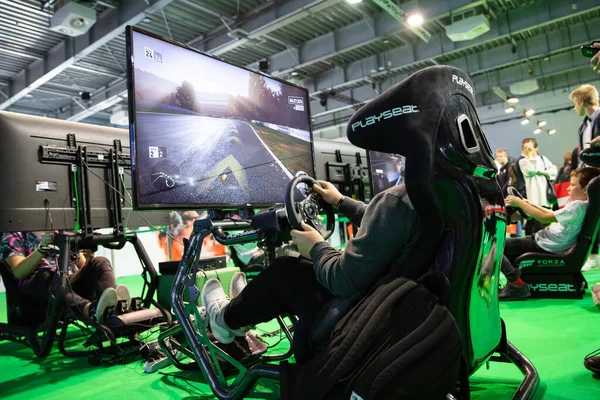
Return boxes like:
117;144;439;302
345;0;363;4
534;128;541;134
507;97;519;104
407;14;424;27
291;71;298;76
548;129;556;135
521;118;530;125
505;106;515;113
537;121;546;127
525;109;535;117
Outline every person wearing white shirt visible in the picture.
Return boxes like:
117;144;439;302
498;167;600;301
518;139;558;235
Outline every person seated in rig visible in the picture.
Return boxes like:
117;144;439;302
201;179;418;345
0;231;131;323
499;167;600;301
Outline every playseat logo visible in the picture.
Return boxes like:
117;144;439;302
452;74;474;96
528;283;577;292
350;105;419;132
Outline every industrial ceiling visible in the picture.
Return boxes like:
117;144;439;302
1;0;599;137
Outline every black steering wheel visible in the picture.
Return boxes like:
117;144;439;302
285;176;335;240
506;186;529;219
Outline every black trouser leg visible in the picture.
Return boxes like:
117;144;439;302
224;256;333;330
500;236;547;283
66;256;116;312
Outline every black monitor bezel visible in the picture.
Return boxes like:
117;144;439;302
125;26;316;211
366;150;404;197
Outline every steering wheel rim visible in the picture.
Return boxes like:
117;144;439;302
285;176;335;240
507;186;524;199
506;186;529;219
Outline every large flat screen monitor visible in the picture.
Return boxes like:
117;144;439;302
367;151;406;197
0;111;169;232
126;27;315;210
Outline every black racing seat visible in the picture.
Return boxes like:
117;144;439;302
0;261;48;328
517;176;600;299
306;65;539;398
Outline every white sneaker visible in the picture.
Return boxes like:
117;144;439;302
115;284;131;311
90;288;118;323
592;283;600;309
582;254;600;271
201;279;236;344
229;272;247;299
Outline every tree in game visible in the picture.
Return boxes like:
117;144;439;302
175;80;197;112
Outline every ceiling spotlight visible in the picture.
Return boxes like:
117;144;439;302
142;16;152;23
521;118;530;125
505;106;515;113
407;14;424;27
291;71;299;76
525;109;535;117
345;0;362;4
537;120;547;127
548;129;556;135
534;128;542;134
370;68;377;73
507;97;519;104
319;95;327;107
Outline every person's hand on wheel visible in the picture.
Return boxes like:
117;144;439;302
591;42;600;74
505;195;525;209
290;221;325;259
311;180;343;206
40;231;55;247
591;136;600;147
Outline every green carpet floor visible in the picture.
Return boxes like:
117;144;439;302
1;272;600;399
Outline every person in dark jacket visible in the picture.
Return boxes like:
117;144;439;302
200;180;418;345
496;148;517;196
555;151;573;184
569;84;600;167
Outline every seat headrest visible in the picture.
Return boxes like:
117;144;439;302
347;66;476;157
580;147;600;168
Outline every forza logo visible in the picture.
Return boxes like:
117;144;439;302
519;260;535;268
537;259;566;266
528;283;577;292
452;74;474;96
350;105;419;132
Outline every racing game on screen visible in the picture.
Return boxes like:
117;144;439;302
369;151;406;196
130;30;313;207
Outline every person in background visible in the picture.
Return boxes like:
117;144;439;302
496;148;517;196
569;84;600;166
497;148;522;237
570;82;600;269
0;231;130;324
499;167;600;300
555;151;573;184
518;138;558;235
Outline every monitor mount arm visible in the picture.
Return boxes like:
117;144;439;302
39;134;130;238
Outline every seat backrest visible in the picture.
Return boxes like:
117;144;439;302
347;66;504;375
565;176;600;268
0;261;24;325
